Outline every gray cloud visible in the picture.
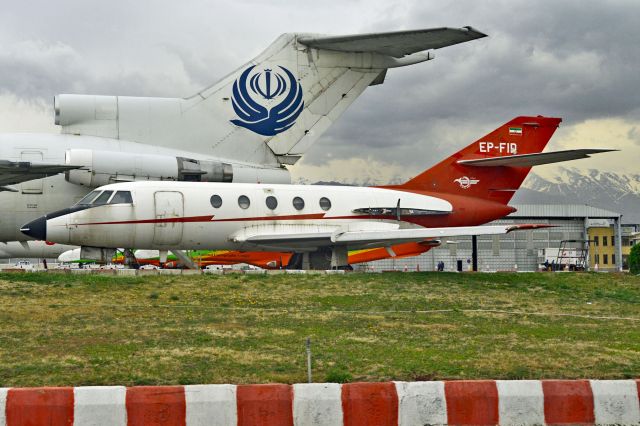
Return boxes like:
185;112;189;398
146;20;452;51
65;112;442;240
307;0;640;172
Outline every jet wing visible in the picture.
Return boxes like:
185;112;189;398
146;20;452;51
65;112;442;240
0;160;81;191
236;224;550;251
298;26;487;58
457;149;617;167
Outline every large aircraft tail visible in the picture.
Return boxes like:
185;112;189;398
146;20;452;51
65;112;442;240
55;27;487;167
396;116;563;204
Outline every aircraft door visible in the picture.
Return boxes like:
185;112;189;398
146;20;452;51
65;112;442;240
153;191;184;246
20;151;44;194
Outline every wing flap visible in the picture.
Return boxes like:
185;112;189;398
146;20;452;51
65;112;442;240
332;224;547;247
457;149;617;167
298;26;487;58
0;160;81;186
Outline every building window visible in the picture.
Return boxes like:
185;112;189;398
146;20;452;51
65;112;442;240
603;236;608;246
238;195;250;209
319;197;331;211
612;236;616;246
603;254;608;265
595;254;600;264
265;196;278;210
292;196;305;210
593;236;599;246
210;195;222;208
612;254;616;265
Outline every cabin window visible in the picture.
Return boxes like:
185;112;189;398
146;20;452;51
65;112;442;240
77;191;101;205
93;191;113;205
238;195;250;209
210;195;223;208
319;197;331;211
265;196;278;210
109;191;133;204
292;196;305;210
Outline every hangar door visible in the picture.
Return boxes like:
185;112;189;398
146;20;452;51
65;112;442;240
153;191;184;246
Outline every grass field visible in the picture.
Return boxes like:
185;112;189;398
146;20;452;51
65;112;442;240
0;271;638;387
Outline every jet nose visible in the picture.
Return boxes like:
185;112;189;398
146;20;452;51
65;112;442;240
20;216;47;240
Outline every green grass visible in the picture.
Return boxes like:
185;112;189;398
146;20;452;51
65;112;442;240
0;271;638;386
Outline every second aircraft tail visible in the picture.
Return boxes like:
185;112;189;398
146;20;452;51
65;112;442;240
56;27;487;167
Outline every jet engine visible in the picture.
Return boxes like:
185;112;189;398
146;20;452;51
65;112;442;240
64;149;290;187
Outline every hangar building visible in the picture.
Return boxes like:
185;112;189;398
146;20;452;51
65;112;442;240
357;204;626;273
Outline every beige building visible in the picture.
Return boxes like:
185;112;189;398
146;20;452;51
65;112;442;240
587;220;618;271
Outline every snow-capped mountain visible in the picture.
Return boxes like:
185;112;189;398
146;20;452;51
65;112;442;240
514;167;640;223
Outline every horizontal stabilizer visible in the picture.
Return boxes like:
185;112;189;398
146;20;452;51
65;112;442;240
0;160;81;187
457;149;617;167
298;26;487;58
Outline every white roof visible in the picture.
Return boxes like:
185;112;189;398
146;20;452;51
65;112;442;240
509;204;621;219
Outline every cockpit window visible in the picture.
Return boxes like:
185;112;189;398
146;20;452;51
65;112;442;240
77;191;101;205
109;191;133;204
92;191;113;205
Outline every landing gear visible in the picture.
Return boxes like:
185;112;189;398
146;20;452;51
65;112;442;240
170;250;198;269
285;247;352;270
122;248;139;269
330;246;348;270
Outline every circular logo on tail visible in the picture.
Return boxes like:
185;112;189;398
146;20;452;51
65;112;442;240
230;65;304;136
454;176;480;189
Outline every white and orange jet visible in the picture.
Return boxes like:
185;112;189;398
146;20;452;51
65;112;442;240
22;116;613;269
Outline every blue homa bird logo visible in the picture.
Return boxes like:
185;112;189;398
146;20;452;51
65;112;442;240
230;65;304;136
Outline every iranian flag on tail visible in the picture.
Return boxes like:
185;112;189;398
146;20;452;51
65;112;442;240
509;127;523;135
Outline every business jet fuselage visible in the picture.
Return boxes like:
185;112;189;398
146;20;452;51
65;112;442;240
24;180;517;264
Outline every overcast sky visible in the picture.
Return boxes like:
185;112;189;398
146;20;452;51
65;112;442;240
0;0;637;184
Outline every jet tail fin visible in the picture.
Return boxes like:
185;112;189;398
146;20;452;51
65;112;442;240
57;27;486;167
396;116;563;204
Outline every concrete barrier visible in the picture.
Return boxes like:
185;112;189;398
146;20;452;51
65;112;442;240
0;380;638;425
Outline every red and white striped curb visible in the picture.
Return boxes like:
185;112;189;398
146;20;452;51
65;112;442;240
0;380;639;425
